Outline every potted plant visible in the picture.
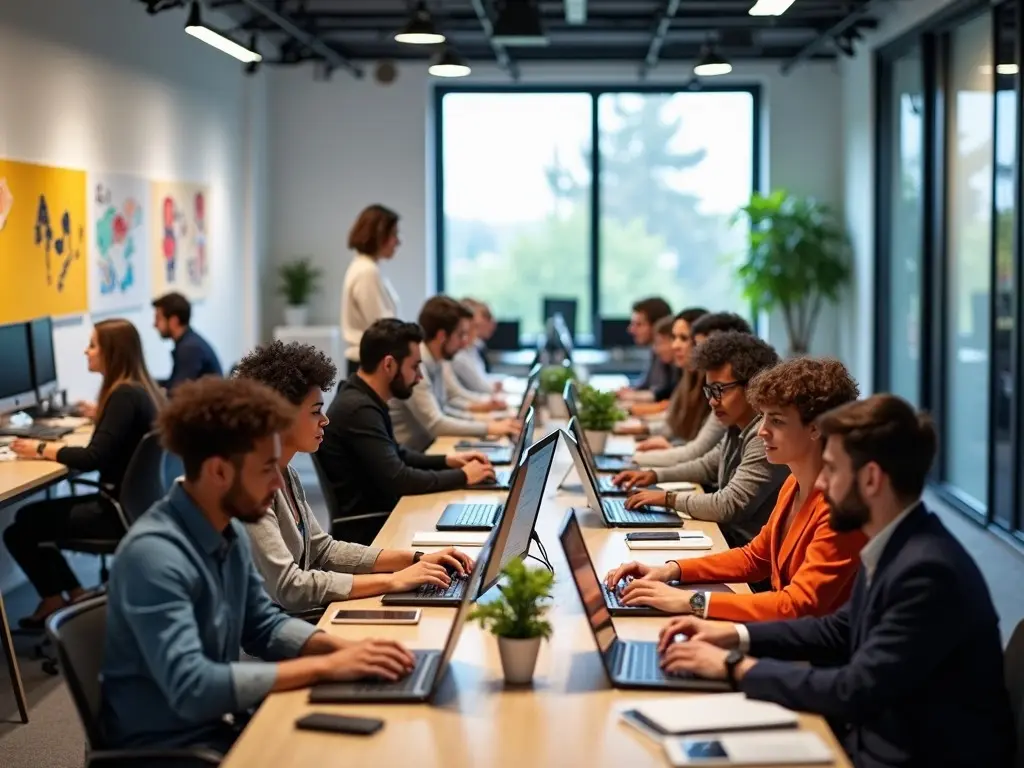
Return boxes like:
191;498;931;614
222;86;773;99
467;558;554;685
732;189;852;356
577;384;626;454
539;364;575;419
278;257;322;327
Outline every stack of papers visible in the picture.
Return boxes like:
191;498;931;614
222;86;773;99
410;531;489;547
625;535;712;550
620;692;798;736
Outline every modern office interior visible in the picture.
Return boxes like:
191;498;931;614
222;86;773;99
3;0;1024;766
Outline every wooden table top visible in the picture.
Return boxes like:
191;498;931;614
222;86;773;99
0;426;92;505
222;425;849;768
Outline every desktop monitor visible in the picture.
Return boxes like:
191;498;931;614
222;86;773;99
600;318;634;349
0;323;39;414
28;316;59;400
489;320;521;351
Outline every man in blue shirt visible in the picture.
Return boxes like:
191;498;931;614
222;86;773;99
153;292;224;392
101;377;414;755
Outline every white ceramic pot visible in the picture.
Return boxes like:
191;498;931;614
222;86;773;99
584;429;609;454
497;636;542;685
546;393;569;419
283;305;309;327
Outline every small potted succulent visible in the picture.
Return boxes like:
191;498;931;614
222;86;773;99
539;363;575;419
278;257;322;327
577;384;626;454
467;558;554;685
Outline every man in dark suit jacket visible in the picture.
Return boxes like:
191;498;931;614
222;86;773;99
656;394;1014;768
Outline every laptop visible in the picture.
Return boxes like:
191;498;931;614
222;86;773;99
561;428;682;528
563;416;645;496
308;532;497;703
558;510;729;692
381;431;559;607
456;363;541;463
464;408;535;492
562;379;634;470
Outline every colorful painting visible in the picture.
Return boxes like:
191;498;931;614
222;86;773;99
0;159;88;324
88;173;148;314
149;180;210;300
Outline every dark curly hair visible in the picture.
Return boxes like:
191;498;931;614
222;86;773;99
158;378;296;480
690;311;752;338
690;331;779;382
747;357;860;425
233;340;337;406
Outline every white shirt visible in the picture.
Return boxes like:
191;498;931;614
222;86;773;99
451;342;493;395
340;253;399;361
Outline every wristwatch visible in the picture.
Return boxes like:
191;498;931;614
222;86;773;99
412;551;425;564
36;441;46;457
724;648;745;691
688;591;707;618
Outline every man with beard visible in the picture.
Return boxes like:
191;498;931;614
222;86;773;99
101;378;415;757
653;394;1013;768
318;318;497;544
152;291;223;392
390;295;520;451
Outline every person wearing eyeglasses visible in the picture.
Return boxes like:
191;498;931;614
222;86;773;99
616;331;789;548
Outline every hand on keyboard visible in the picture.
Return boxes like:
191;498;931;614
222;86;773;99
418;547;475;577
388;560;453;592
320;639;416;683
623;489;669;510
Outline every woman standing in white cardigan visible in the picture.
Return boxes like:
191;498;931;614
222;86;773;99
341;204;402;376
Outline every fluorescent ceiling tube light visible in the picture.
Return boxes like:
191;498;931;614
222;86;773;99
980;63;1020;75
395;1;446;44
693;49;732;77
428;47;471;78
749;0;797;16
185;2;262;63
492;1;549;46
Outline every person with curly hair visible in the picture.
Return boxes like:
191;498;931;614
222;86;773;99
234;341;476;613
101;377;415;756
616;331;789;548
606;357;866;621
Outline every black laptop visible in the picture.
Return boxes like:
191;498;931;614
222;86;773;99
562;380;634;471
456;363;541;462
562;416;648;496
308;533;497;703
463;408;535;492
561;428;682;528
558;510;729;692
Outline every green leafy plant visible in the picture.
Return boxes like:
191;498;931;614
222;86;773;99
539;364;575;395
278;258;323;307
732;189;852;355
467;558;554;640
577;384;626;431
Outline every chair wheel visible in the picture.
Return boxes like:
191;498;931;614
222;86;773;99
42;659;59;676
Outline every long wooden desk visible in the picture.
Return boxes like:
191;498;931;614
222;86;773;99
222;428;850;768
0;425;93;724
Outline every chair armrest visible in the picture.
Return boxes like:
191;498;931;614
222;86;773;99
88;747;222;766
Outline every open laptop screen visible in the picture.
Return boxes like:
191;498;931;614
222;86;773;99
560;423;606;515
559;511;616;655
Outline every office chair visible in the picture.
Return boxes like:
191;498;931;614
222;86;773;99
309;451;389;546
1005;618;1024;768
46;596;221;766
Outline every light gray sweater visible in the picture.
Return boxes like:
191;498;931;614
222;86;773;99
656;416;789;547
636;415;727;467
247;465;383;611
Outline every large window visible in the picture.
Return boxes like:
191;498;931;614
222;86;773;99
946;13;994;505
436;87;759;340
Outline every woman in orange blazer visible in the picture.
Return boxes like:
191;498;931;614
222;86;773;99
604;357;866;623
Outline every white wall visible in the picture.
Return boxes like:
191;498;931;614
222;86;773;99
838;0;962;390
266;60;846;356
0;0;266;592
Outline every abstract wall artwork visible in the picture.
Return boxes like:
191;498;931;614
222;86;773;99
0;159;88;324
88;173;148;315
150;180;210;300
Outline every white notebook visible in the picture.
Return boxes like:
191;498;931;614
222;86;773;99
620;693;798;735
656;481;699;492
662;731;832;766
626;535;712;550
410;531;490;547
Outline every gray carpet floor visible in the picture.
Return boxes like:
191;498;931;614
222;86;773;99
2;468;1022;766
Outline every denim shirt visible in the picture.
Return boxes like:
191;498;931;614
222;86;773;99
100;482;318;749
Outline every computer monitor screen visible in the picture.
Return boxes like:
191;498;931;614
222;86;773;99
543;297;577;340
600;318;634;349
560;511;617;654
0;323;38;413
489;320;521;351
28;316;58;398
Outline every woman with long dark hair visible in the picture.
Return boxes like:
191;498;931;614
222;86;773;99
5;318;164;628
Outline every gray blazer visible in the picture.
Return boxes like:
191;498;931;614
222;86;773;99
655;416;789;546
247;465;382;611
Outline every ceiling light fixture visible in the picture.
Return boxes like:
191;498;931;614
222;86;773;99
492;0;549;47
395;1;446;45
980;63;1020;75
748;0;796;16
184;1;262;63
693;48;732;77
428;47;471;78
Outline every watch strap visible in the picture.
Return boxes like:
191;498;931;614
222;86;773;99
725;649;745;691
412;551;425;564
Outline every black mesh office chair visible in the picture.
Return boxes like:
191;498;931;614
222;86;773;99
46;596;221;766
309;451;389;546
1005;619;1024;768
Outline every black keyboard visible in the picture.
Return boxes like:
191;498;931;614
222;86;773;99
454;503;501;527
346;651;435;693
0;425;74;440
612;641;699;683
602;499;659;524
602;582;627;608
415;574;468;599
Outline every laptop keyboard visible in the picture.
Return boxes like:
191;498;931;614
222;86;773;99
0;425;74;440
603;499;661;524
348;650;435;693
597;476;620;493
612;642;699;683
455;503;501;527
602;582;627;608
415;574;468;599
